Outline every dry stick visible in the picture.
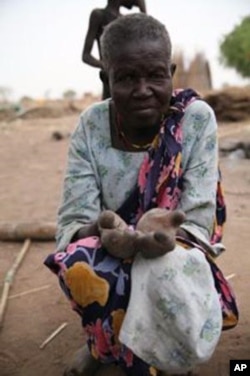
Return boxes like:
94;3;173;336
0;238;31;328
39;322;68;349
8;284;51;300
226;273;236;281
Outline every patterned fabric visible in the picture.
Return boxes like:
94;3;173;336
119;241;223;373
44;89;236;375
204;251;239;330
116;89;196;224
45;238;158;376
211;169;227;244
176;237;239;331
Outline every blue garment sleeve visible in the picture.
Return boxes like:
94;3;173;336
56;113;101;251
178;100;218;240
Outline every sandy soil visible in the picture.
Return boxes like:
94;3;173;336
0;114;249;376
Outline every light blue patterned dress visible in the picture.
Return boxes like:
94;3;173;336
56;96;218;251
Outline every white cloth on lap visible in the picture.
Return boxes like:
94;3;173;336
119;245;222;373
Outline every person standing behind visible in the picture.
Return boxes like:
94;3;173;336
82;0;146;99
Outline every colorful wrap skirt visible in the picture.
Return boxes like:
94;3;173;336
45;237;158;376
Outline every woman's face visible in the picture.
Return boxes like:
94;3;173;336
108;39;174;130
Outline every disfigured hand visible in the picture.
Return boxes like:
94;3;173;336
135;208;186;258
98;210;139;259
98;208;186;259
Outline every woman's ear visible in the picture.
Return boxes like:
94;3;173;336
170;63;176;77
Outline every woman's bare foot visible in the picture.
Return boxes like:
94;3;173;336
95;364;126;375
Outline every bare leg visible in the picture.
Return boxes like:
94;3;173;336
63;345;101;376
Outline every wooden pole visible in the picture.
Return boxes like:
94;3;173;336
8;284;51;300
0;238;31;328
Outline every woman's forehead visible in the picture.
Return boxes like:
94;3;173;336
111;39;170;62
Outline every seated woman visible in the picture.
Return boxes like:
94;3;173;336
45;13;238;376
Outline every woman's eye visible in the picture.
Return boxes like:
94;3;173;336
121;75;134;82
115;73;135;83
149;72;165;79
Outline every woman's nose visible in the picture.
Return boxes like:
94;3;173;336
132;78;152;98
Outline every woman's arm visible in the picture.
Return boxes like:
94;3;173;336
56;111;101;251
137;0;147;13
178;100;218;241
82;10;104;69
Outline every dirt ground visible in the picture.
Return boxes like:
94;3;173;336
0;112;249;376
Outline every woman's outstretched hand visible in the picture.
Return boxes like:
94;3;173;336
97;209;187;260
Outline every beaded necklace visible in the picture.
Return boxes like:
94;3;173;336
116;113;153;150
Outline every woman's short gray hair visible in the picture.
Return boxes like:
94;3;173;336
100;13;172;70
